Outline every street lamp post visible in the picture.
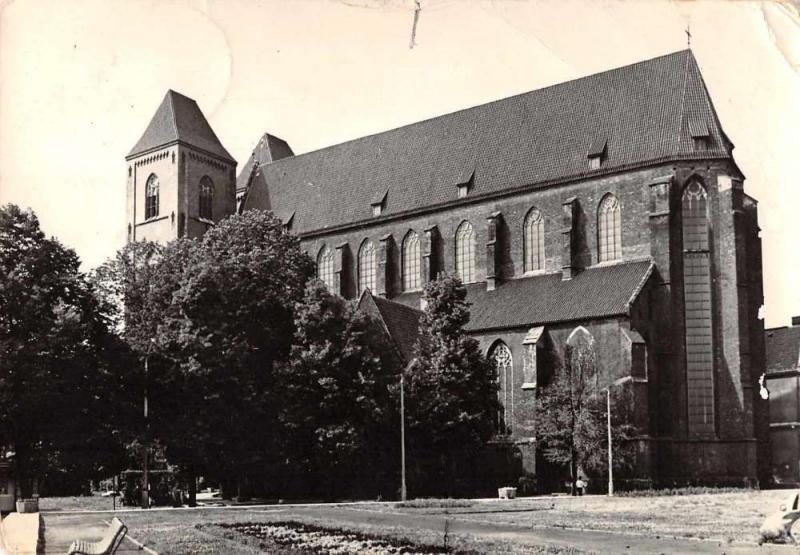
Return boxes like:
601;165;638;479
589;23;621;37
142;354;149;509
400;371;407;502
606;387;613;497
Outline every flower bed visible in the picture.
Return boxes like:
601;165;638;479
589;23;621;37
208;520;459;554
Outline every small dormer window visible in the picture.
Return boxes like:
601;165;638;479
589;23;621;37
588;137;607;170
689;119;710;151
371;188;388;217
456;167;475;199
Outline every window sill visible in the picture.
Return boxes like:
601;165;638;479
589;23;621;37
135;215;168;227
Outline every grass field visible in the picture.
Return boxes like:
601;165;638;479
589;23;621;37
40;489;793;553
43;508;586;554
366;489;791;544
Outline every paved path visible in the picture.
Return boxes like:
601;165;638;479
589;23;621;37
42;513;148;554
39;502;800;554
266;505;798;554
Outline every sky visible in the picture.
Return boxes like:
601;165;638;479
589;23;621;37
0;0;798;328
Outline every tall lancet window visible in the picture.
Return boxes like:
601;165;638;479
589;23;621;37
597;194;622;262
490;342;513;434
199;176;214;220
145;174;160;220
317;246;335;291
455;221;476;283
402;231;421;291
357;240;377;295
682;180;715;436
524;207;545;272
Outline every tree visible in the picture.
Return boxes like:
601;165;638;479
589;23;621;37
404;274;499;497
0;204;126;495
280;280;398;499
535;330;635;494
157;210;315;496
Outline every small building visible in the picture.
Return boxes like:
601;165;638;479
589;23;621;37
765;317;800;485
0;454;16;512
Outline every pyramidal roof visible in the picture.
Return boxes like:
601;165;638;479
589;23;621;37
127;90;235;162
236;133;294;192
244;49;736;235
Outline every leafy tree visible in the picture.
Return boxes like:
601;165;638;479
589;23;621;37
0;204;126;495
159;210;315;496
404;275;498;497
535;331;635;494
281;280;398;499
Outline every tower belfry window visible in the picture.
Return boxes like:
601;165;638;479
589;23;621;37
145;174;160;220
199;176;214;220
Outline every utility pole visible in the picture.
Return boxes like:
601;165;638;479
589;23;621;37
142;354;149;509
400;371;407;502
607;387;613;496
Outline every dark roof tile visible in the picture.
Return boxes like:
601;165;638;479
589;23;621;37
245;50;732;234
128;90;235;162
765;326;800;372
394;260;653;331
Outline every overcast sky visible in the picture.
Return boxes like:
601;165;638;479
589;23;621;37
1;0;798;328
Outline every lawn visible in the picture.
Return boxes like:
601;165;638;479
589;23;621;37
40;489;792;553
42;507;585;554
367;489;791;544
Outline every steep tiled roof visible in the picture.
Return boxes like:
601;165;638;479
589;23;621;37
394;260;653;331
244;50;732;234
127;90;235;162
766;326;800;373
357;290;422;363
236;133;294;192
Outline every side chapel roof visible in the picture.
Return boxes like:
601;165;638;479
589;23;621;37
394;260;654;332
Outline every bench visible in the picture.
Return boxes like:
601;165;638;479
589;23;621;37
67;517;127;555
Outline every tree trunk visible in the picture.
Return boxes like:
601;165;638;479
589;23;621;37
187;464;197;507
570;447;578;497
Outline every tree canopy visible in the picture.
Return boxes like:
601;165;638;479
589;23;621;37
0;204;127;496
535;329;635;494
404;274;498;497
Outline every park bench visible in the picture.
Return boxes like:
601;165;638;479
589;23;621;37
66;517;127;555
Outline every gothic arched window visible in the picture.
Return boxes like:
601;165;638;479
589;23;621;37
455;221;476;283
145;174;159;220
490;342;513;434
682;180;714;435
598;193;622;262
566;326;597;390
317;246;335;291
402;231;421;292
523;207;545;272
358;240;377;295
199;176;214;220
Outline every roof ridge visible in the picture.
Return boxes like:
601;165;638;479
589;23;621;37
272;50;691;164
167;91;179;143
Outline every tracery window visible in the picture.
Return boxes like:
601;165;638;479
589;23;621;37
199;176;214;220
682;180;714;435
145;174;159;220
455;221;476;283
358;240;377;295
317;246;335;291
490;342;513;434
402;231;421;291
523;207;545;272
598;193;621;262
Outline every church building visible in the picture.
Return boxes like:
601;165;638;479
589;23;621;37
126;50;770;488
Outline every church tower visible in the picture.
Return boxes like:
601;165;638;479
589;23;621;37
125;90;236;243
